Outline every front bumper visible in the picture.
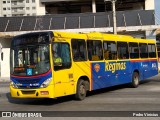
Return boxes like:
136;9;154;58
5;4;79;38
10;84;55;98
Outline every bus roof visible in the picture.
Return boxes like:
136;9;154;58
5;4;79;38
53;31;156;44
14;31;155;44
53;31;86;39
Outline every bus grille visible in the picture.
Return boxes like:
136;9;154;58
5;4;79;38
17;79;40;84
21;90;36;94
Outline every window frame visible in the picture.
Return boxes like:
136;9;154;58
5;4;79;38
117;41;129;59
3;1;6;4
71;39;87;62
148;44;156;58
26;0;29;3
129;42;140;59
52;42;72;71
87;40;103;61
103;40;117;60
139;43;148;58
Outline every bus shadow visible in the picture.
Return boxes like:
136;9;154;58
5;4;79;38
87;84;129;97
6;92;74;106
6;79;153;105
87;79;152;97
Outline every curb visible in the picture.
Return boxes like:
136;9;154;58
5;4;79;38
0;78;10;82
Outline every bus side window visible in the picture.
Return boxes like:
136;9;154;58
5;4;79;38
117;42;129;59
103;41;117;60
71;39;87;61
53;42;71;70
148;44;156;58
139;43;148;58
129;42;139;59
87;40;103;61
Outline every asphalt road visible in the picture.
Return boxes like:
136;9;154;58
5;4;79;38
0;74;160;118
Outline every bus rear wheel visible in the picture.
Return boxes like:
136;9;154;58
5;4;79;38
131;72;139;88
75;79;87;100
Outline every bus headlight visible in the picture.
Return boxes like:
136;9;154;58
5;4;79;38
40;78;52;88
10;81;18;88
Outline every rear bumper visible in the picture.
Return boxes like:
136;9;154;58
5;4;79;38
10;85;55;98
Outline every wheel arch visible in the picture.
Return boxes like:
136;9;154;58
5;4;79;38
76;76;90;91
133;69;139;75
131;69;140;88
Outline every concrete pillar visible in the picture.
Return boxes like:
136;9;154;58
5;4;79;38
36;0;45;15
0;1;2;17
145;0;155;10
1;48;10;77
0;37;11;78
92;0;96;13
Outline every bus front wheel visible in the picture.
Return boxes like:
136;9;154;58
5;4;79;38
75;79;87;100
131;72;139;88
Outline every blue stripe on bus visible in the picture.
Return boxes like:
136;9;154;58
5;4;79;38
91;60;158;90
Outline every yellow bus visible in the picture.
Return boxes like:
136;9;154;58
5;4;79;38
10;31;158;100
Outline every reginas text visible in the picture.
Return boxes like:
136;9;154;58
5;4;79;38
105;62;126;73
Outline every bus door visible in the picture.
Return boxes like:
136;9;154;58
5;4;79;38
52;42;74;97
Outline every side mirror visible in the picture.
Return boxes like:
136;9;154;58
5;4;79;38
1;52;3;61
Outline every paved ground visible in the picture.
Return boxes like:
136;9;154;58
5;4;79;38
0;74;160;119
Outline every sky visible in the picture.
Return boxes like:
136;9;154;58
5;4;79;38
155;0;160;25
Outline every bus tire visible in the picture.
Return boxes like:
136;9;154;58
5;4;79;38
75;79;87;100
131;72;139;88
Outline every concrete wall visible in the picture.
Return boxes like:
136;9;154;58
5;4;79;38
1;48;10;77
25;0;45;16
0;0;45;16
0;38;11;77
25;0;37;16
1;0;12;17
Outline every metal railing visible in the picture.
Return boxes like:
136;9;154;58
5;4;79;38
0;10;156;32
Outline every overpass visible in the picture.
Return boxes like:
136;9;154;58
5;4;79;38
0;10;160;38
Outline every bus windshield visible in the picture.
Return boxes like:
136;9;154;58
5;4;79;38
10;33;50;76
